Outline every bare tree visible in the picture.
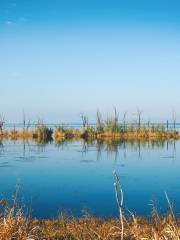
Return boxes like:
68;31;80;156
166;120;169;131
22;110;26;129
26;120;31;130
0;115;5;132
172;109;176;133
113;106;119;124
80;113;88;128
96;110;104;132
137;108;143;130
122;111;127;132
22;111;31;130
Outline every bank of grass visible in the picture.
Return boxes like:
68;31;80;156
0;203;180;239
0;124;179;143
32;123;53;143
54;123;179;142
0;111;180;142
54;111;180;141
0;125;179;143
0;123;53;143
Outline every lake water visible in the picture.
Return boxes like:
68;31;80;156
0;139;180;219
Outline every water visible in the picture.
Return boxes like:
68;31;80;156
0;139;180;219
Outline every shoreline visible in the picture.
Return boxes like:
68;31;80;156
0;126;179;143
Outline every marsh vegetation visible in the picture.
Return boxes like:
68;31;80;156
0;110;179;143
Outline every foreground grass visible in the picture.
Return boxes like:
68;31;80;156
1;206;180;240
0;172;179;239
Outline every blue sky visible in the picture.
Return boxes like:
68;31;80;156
0;0;180;123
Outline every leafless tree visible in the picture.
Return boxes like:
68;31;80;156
26;120;31;130
113;106;119;124
172;109;176;133
0;115;5;131
96;110;104;132
80;113;88;128
22;111;26;129
22;111;31;130
122;111;127;131
137;108;143;130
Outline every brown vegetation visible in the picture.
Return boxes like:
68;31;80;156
0;205;180;240
0;110;180;142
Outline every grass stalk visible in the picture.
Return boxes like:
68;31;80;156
113;170;124;240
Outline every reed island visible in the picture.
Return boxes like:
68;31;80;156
0;110;179;143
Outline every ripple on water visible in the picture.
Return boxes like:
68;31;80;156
80;159;94;163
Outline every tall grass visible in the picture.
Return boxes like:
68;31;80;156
0;172;179;239
0;189;180;239
53;110;180;140
54;125;75;139
0;110;180;141
32;122;53;143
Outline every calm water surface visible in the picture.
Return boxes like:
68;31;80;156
0;139;180;219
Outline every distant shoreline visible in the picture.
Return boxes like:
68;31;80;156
0;124;179;142
1;111;179;142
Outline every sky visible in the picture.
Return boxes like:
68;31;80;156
0;0;180;123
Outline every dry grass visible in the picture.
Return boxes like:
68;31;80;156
0;207;180;240
0;175;180;239
0;127;179;142
0;183;179;239
54;125;180;141
8;129;32;141
0;110;179;142
54;126;81;139
0;120;179;142
0;207;38;240
38;214;180;240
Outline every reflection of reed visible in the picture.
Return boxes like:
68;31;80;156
80;139;177;161
20;139;50;153
0;138;177;161
0;141;4;155
55;138;70;150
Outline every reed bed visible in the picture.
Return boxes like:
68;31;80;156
54;122;180;142
0;123;53;143
0;110;180;142
53;110;180;141
32;123;53;143
0;125;179;143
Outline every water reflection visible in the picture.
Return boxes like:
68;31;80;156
0;138;179;218
68;139;177;162
8;138;177;162
0;138;177;162
0;141;4;155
